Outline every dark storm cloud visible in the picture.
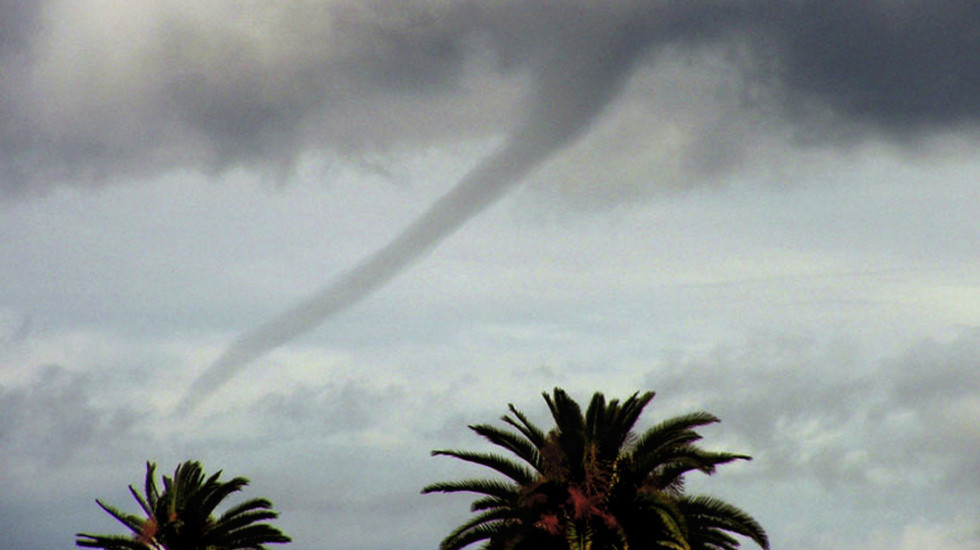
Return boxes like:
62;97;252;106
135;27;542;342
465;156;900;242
759;0;980;133
3;0;979;197
0;1;479;196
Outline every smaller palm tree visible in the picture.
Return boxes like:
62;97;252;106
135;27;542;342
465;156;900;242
76;460;291;550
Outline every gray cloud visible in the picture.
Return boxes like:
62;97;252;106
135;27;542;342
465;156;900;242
250;379;404;436
646;336;873;481
0;1;479;196
646;330;980;497
0;366;101;466
756;0;980;134
873;331;980;491
0;366;140;468
0;0;40;53
0;362;149;538
4;1;979;198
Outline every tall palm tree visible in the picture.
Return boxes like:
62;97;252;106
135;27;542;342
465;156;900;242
423;388;768;550
76;460;291;550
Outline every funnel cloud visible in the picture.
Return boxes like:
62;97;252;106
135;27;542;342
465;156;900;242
179;18;649;412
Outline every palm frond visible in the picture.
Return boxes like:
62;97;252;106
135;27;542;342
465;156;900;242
217;498;277;523
127;486;152;519
585;392;607;443
217;525;292;550
209;521;291;548
628;491;688;538
470;496;511;512
75;534;151;550
633;413;720;457
544;388;585;438
503;404;546;448
439;522;509;550
610;392;654;441
198;476;249;518
207;509;280;540
544;388;586;471
143;462;159;511
468;424;542;471
596;391;655;462
441;508;518;550
690;528;741;550
93;500;144;535
655;451;752;489
432;450;536;485
422;479;520;500
679;495;769;550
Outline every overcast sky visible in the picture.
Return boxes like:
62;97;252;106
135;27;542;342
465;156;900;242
2;2;980;549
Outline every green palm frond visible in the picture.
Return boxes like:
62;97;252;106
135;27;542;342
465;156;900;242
678;495;769;550
469;424;543;471
654;450;752;489
588;392;653;443
213;523;292;549
633;413;720;456
422;479;521;500
217;497;278;523
75;534;153;550
207;509;280;541
432;450;537;485
691;528;741;550
543;389;588;475
628;413;729;486
441;507;518;550
143;462;160;511
442;522;510;550
173;462;205;495
198;475;249;518
503;404;547;448
128;487;153;519
91;500;145;536
584;393;607;443
617;490;690;549
544;388;586;442
471;496;512;512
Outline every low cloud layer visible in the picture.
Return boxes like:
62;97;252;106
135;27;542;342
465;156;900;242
4;332;977;550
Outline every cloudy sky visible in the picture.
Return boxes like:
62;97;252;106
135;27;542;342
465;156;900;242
2;1;980;549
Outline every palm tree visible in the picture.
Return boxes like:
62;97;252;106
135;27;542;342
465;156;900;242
422;388;768;550
76;460;291;550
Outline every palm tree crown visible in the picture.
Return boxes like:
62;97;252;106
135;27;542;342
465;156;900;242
423;388;768;550
76;460;291;550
